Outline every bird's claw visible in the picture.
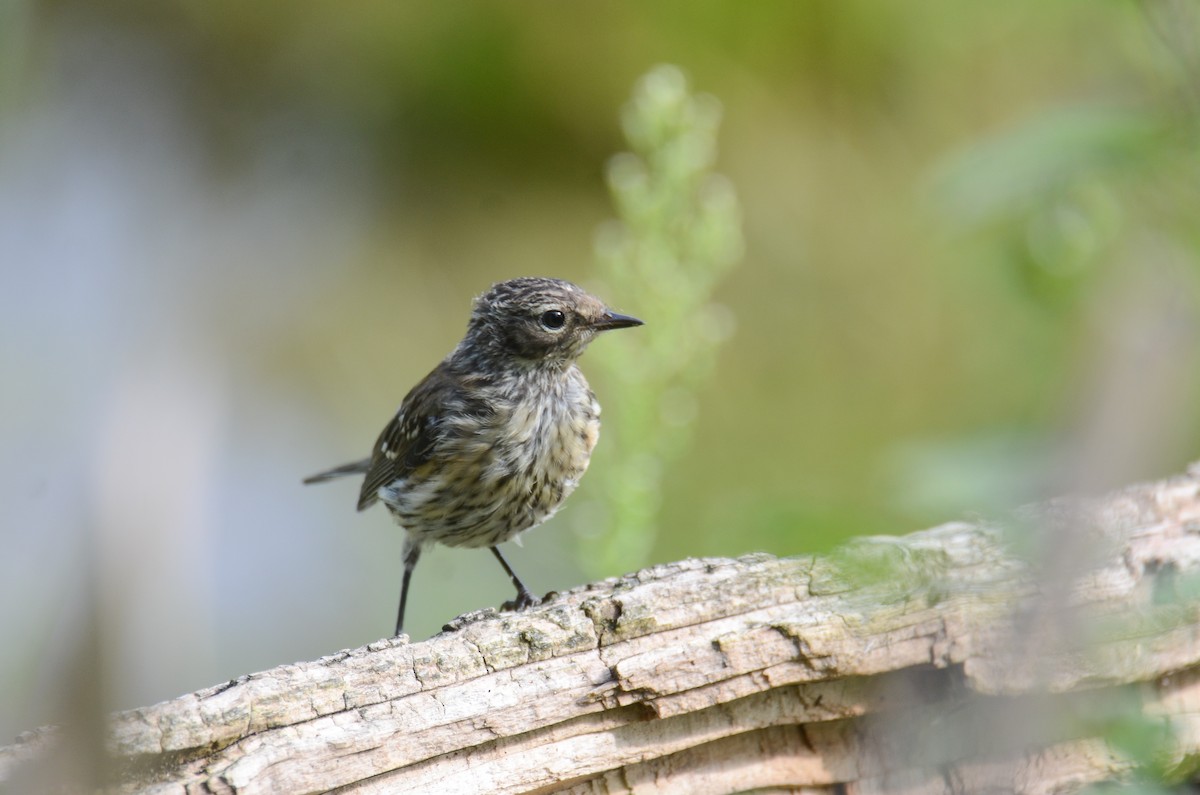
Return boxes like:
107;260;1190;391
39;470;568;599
501;589;542;613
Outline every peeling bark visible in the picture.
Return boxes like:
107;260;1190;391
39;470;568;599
5;466;1200;793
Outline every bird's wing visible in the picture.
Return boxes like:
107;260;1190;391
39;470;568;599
355;364;492;512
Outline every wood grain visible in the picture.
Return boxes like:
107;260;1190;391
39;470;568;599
5;466;1200;793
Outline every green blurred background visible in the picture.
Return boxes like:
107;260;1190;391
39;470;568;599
3;0;1200;744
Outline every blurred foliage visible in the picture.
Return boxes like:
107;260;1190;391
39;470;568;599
809;532;956;605
579;65;742;576
1084;561;1200;790
928;1;1200;312
924;5;1200;780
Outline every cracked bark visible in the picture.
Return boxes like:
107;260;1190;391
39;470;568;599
4;466;1200;793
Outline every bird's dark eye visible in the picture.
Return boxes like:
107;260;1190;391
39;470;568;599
540;310;567;330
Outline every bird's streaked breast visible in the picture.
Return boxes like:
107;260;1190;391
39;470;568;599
378;365;601;548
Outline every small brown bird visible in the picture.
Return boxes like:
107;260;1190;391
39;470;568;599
304;277;642;636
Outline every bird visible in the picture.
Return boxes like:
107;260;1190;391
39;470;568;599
304;277;643;636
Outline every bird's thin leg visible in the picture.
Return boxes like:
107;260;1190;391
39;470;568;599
395;539;422;636
491;546;539;611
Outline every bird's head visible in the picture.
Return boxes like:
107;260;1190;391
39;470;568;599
464;277;642;367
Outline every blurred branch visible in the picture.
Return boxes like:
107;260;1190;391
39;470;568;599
6;466;1200;792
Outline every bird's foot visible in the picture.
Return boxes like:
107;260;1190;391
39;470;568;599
501;588;542;613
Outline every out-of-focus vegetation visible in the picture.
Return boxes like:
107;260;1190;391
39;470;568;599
581;64;742;577
3;0;1200;764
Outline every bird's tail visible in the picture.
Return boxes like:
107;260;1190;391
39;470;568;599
303;459;371;485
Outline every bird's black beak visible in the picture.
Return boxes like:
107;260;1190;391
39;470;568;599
594;311;644;331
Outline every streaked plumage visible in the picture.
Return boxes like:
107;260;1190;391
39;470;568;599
304;277;642;636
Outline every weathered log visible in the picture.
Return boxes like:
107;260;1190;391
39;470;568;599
5;465;1200;793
